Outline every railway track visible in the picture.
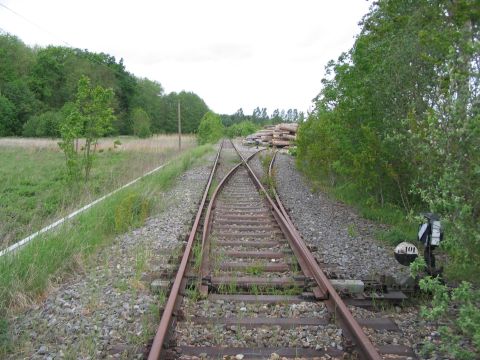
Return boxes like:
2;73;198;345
147;140;415;359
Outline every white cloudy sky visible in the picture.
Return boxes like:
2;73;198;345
0;0;371;115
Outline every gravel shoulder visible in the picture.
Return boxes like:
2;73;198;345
273;153;451;360
5;151;216;359
274;153;409;282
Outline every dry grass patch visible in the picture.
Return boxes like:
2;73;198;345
0;134;196;152
0;135;197;248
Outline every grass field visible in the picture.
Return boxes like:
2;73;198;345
0;143;213;311
0;135;196;248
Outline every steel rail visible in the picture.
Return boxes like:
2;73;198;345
199;146;264;295
148;141;224;360
233;143;382;360
268;151;292;228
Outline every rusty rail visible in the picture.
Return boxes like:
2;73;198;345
233;144;382;360
147;141;224;360
149;140;382;360
199;148;264;295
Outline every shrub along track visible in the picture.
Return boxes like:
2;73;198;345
147;140;416;359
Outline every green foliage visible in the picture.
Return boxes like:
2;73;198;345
246;262;264;276
225;120;258;138
0;96;16;136
0;35;36;135
58;107;83;181
0;139;209;248
157;91;209;134
0;34;33;85
2;80;38;133
197;111;224;145
260;151;273;171
288;146;297;157
297;0;480;277
131;107;152;138
410;258;480;358
113;192;150;233
0;32;210;136
409;257;427;278
22;111;62;137
220;107;304;127
0;144;212;318
415;276;480;359
59;76;115;181
131;78;163;132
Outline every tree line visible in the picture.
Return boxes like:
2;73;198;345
220;107;305;127
0;33;209;137
196;106;306;144
297;0;479;273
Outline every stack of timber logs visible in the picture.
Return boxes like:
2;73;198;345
247;123;298;147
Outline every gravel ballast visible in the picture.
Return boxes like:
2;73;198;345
271;152;453;360
274;153;409;282
5;153;215;359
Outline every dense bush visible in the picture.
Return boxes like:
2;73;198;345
297;0;479;277
22;111;62;137
197;111;224;145
225;120;258;138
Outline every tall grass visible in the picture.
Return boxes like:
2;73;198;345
0;135;197;247
0;134;196;152
0;144;213;313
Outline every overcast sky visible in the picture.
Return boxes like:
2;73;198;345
0;0;371;115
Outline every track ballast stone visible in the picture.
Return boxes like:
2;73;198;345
274;153;409;282
224;145;454;359
6;155;214;359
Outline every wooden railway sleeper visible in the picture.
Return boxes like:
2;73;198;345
201;275;212;288
303;276;316;289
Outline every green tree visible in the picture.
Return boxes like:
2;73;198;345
297;0;479;276
29;46;75;109
0;95;16;136
271;109;281;124
131;107;152;138
0;32;209;136
59;75;115;181
131;78;164;132
177;91;209;133
159;91;209;134
197;111;224;144
0;34;37;134
58;108;83;180
0;34;34;85
2;80;39;133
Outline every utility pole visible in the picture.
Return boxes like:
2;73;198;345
178;100;181;150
